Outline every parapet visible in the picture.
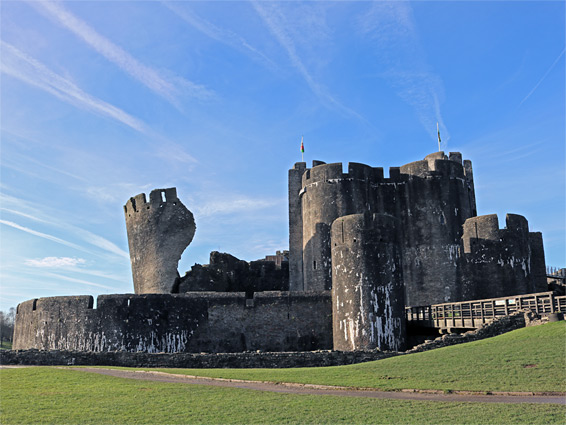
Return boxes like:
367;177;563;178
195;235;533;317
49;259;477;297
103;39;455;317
400;151;467;179
301;162;385;187
462;213;529;253
124;188;179;216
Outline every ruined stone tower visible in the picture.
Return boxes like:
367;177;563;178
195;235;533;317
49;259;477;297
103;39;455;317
124;188;195;294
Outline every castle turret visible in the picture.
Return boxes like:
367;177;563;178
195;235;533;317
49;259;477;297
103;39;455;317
460;213;547;299
299;161;386;291
397;152;477;305
331;213;405;351
124;188;196;294
288;162;307;291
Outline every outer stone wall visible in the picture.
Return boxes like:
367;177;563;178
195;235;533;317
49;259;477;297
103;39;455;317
331;213;406;351
13;292;332;353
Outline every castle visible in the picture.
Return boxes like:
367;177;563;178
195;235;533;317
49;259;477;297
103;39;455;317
12;151;547;354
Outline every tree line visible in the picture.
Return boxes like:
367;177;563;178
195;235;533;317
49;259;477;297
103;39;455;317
0;308;16;346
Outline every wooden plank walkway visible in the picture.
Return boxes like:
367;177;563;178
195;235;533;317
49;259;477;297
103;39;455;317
406;291;566;330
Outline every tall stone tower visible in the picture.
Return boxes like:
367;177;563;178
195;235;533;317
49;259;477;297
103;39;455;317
124;188;196;294
331;213;406;351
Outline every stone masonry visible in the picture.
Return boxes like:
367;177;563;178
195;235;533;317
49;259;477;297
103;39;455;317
124;188;195;294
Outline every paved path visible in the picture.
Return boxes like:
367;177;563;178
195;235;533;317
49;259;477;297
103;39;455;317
70;367;565;405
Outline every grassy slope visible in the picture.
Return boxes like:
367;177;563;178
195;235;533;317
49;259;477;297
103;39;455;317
1;367;564;425
143;322;566;392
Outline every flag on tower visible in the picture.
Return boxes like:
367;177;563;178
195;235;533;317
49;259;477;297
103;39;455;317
301;136;304;153
437;122;441;152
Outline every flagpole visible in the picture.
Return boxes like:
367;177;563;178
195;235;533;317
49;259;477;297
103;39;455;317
437;122;441;152
301;135;304;162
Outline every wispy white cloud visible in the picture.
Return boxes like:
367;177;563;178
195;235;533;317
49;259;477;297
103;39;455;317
0;193;129;259
23;257;127;282
193;196;282;218
519;48;565;106
33;0;213;104
252;2;366;121
25;256;86;268
73;228;129;259
163;1;276;70
359;2;449;144
0;41;149;133
0;219;88;252
41;271;115;290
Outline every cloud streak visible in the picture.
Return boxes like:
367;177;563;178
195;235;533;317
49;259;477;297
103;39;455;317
0;219;88;252
519;48;565;106
163;1;276;70
25;257;86;268
0;194;129;259
194;196;282;218
0;41;149;133
252;2;365;121
359;2;449;144
33;0;213;104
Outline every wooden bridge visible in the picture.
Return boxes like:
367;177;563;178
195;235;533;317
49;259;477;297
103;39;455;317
405;291;566;332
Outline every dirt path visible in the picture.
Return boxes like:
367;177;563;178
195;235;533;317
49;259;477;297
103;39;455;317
69;367;565;405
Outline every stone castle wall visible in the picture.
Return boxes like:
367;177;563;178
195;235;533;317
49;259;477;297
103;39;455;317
13;292;332;353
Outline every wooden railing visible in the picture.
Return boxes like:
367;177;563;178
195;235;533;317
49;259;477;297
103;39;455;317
406;291;566;330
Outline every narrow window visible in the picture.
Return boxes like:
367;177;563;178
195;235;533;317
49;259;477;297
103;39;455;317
313;260;317;270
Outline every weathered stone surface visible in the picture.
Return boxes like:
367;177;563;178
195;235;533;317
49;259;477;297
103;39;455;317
12;292;331;353
177;252;289;293
124;188;195;294
460;214;548;299
0;349;394;368
331;213;406;351
290;153;476;305
288;152;546;306
4;310;534;367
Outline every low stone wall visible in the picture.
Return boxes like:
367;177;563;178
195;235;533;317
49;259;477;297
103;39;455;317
407;310;528;353
0;349;394;368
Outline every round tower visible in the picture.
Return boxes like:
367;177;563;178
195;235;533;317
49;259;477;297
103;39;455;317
300;162;383;291
397;152;476;305
331;213;406;351
460;213;547;299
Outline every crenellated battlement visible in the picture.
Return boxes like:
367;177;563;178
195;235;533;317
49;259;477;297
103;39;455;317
301;161;387;187
299;152;471;189
462;213;530;251
400;151;467;179
124;188;179;216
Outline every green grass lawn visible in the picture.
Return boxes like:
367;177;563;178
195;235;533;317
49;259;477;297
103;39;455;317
0;341;12;350
1;367;564;425
140;321;566;393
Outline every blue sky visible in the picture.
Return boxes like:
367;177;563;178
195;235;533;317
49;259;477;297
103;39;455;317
0;0;564;311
